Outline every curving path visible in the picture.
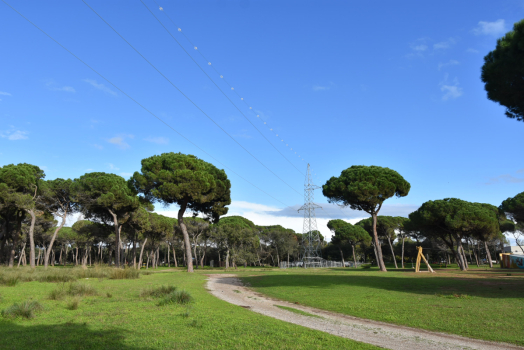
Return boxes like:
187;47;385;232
206;274;523;350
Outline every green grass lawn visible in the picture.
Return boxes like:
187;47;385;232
239;266;524;346
0;267;378;350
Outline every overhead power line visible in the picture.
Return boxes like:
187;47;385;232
1;0;293;208
81;0;302;197
150;0;307;166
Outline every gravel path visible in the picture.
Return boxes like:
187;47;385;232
206;274;523;350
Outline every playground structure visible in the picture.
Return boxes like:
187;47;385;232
499;253;524;269
415;246;435;273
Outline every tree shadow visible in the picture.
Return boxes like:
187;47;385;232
239;270;524;299
0;321;152;350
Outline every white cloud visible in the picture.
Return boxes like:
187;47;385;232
107;135;133;149
433;38;456;50
93;144;103;150
440;74;463;100
486;174;524;185
83;79;117;96
144;136;169;145
0;91;12;96
1;129;28;140
107;163;120;171
312;85;329;91
473;19;506;36
466;48;479;54
54;86;75;92
438;60;459;70
517;168;524;174
412;44;428;52
441;85;463;100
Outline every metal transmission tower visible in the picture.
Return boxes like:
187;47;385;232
298;164;323;266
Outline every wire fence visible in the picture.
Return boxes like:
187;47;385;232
279;259;364;269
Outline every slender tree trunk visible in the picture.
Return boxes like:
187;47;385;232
108;209;121;268
156;247;160;268
472;239;479;267
225;249;230;270
193;244;198;270
44;211;67;268
36;248;41;267
387;236;398;269
138;238;147;270
338;246;345;267
287;252;290;267
17;243;26;268
133;239;137;269
167;242;170;267
351;244;357;268
372;212;387;271
485;241;493;268
372;243;379;267
172;246;178;267
64;245;69;266
8;233;19;268
461;244;469;270
455;238;467;271
401;235;405;268
75;247;79;266
178;202;193;273
59;245;63;265
26;209;37;268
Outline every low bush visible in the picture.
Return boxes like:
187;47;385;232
66;297;81;310
110;268;140;280
157;290;193;306
68;283;98;297
140;285;177;298
361;264;372;269
1;301;43;319
2;275;20;286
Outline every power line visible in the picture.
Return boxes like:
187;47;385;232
150;0;308;165
1;0;293;208
81;0;302;197
142;0;304;176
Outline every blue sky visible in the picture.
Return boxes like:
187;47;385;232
1;0;523;239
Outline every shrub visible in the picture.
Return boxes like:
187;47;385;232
157;290;193;306
66;297;80;310
68;283;98;297
1;301;43;319
141;271;153;276
109;268;140;280
48;286;67;301
361;264;372;269
4;275;20;286
140;285;177;298
106;292;113;298
37;273;76;283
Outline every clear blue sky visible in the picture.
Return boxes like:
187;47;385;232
1;0;523;237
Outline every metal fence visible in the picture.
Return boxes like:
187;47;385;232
279;259;363;269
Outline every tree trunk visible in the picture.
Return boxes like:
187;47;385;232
44;210;67;268
485;241;493;268
225;249;230;270
287;252;290;267
352;244;357;268
26;209;37;268
138;238;147;270
17;243;26;268
59;245;63;266
108;209;121;268
372;212;387;271
461;244;469;270
172;246;178;267
455;238;467;271
36;248;41;267
64;245;69;266
472;239;479;267
75;246;79;266
338;246;345;267
178;202;193;273
401;235;405;268
167;242;170;267
387;236;398;269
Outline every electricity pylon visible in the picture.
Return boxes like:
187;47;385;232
298;164;322;264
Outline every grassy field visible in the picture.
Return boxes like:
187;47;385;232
0;266;379;350
240;265;524;346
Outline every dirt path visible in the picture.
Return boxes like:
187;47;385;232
206;274;522;350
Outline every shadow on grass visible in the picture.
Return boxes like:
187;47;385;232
0;321;152;350
239;271;524;299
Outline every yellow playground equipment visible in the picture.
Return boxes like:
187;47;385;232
415;246;435;273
